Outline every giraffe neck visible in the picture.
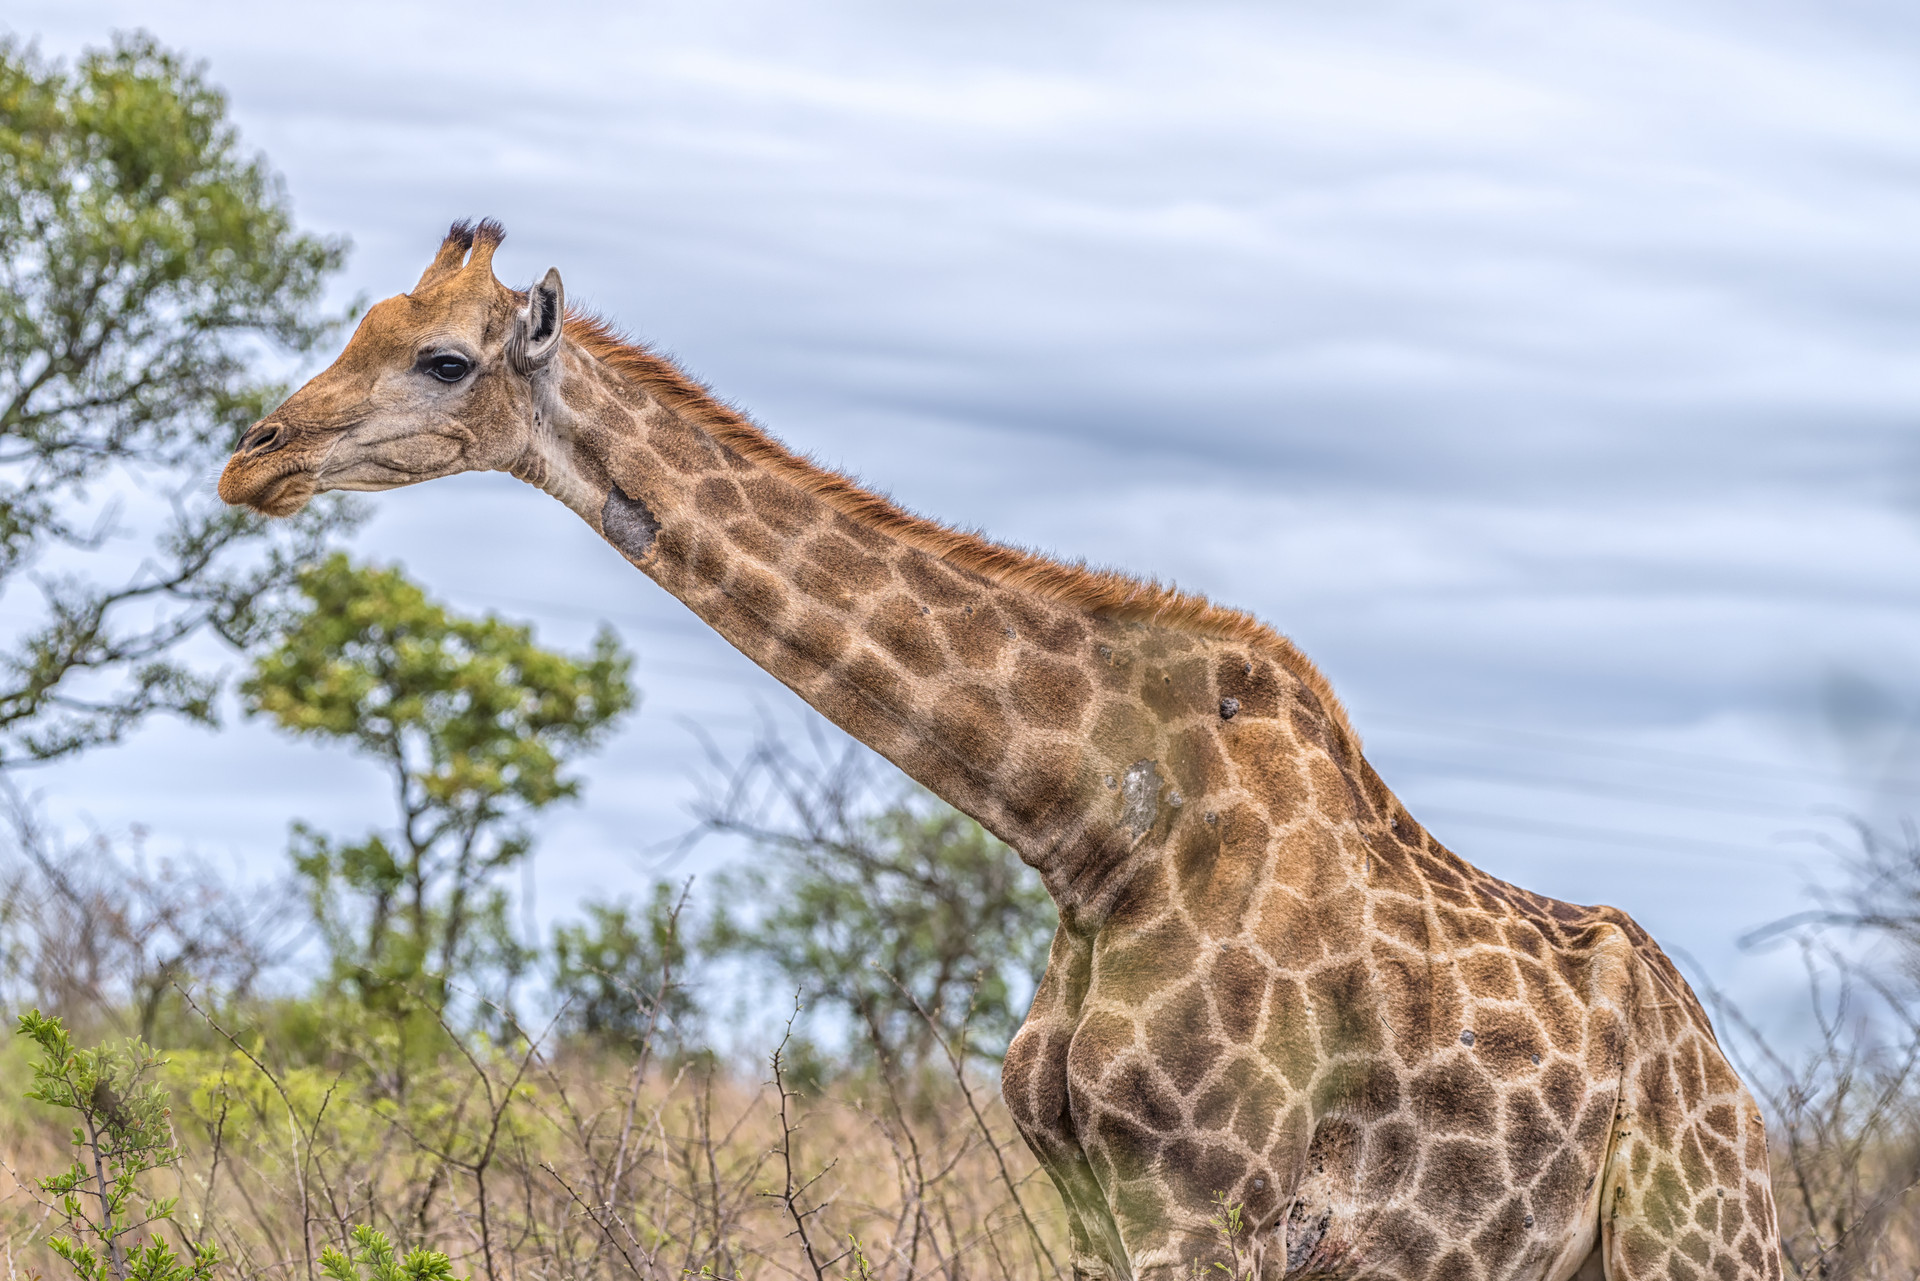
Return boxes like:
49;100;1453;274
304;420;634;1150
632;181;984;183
516;326;1366;927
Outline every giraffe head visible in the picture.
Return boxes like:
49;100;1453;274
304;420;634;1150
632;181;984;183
218;219;564;516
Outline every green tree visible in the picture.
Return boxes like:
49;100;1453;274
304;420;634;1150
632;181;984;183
702;741;1056;1070
13;1009;217;1281
0;32;351;766
241;554;634;1013
549;883;698;1053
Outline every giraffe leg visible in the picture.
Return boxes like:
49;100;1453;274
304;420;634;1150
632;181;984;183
1116;1230;1237;1281
1043;1154;1131;1280
1099;1194;1255;1281
1598;1106;1783;1281
1597;997;1783;1278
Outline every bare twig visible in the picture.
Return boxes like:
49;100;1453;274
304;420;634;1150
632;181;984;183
763;1001;843;1281
172;982;319;1280
886;970;1062;1277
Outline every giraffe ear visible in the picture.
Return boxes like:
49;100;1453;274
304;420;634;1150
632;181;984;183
510;267;565;374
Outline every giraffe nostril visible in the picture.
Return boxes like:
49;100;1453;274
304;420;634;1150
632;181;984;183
238;422;285;455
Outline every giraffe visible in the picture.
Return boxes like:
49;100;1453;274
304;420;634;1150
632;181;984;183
219;221;1782;1281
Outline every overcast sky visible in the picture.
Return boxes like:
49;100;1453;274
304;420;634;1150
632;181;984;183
11;0;1920;1025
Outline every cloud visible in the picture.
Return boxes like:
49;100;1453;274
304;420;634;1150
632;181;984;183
15;0;1920;1021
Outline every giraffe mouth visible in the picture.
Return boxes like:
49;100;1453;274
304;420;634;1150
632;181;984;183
218;456;318;517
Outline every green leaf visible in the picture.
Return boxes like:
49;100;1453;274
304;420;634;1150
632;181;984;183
320;1245;358;1281
0;32;355;766
245;555;633;1014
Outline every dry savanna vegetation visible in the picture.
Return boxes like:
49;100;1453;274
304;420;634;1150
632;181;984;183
0;982;1072;1281
0;706;1077;1281
10;788;1920;1281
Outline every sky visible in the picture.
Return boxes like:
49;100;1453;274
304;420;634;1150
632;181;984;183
9;0;1920;1030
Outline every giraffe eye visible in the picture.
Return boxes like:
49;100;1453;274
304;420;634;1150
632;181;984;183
421;354;471;383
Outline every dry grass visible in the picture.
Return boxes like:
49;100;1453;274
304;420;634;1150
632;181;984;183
0;1014;1070;1281
14;988;1920;1281
14;798;1920;1280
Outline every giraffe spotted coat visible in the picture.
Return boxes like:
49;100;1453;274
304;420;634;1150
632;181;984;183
216;221;1783;1281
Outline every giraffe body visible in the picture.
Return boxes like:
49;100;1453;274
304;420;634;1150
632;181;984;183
217;222;1782;1281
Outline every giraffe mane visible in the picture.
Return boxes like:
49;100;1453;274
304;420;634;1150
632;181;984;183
563;309;1359;747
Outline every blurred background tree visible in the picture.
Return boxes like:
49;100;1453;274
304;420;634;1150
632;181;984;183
548;883;699;1055
0;797;288;1044
241;554;634;1018
699;736;1056;1074
0;32;351;767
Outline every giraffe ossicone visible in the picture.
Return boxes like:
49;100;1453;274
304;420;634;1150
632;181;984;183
219;220;1783;1281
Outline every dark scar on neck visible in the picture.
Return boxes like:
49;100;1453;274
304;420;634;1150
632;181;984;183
602;485;660;561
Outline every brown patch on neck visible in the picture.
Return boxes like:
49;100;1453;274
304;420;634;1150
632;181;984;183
563;311;1359;746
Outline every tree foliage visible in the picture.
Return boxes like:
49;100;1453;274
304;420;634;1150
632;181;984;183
0;32;352;766
701;738;1056;1070
241;554;635;1010
549;883;698;1053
